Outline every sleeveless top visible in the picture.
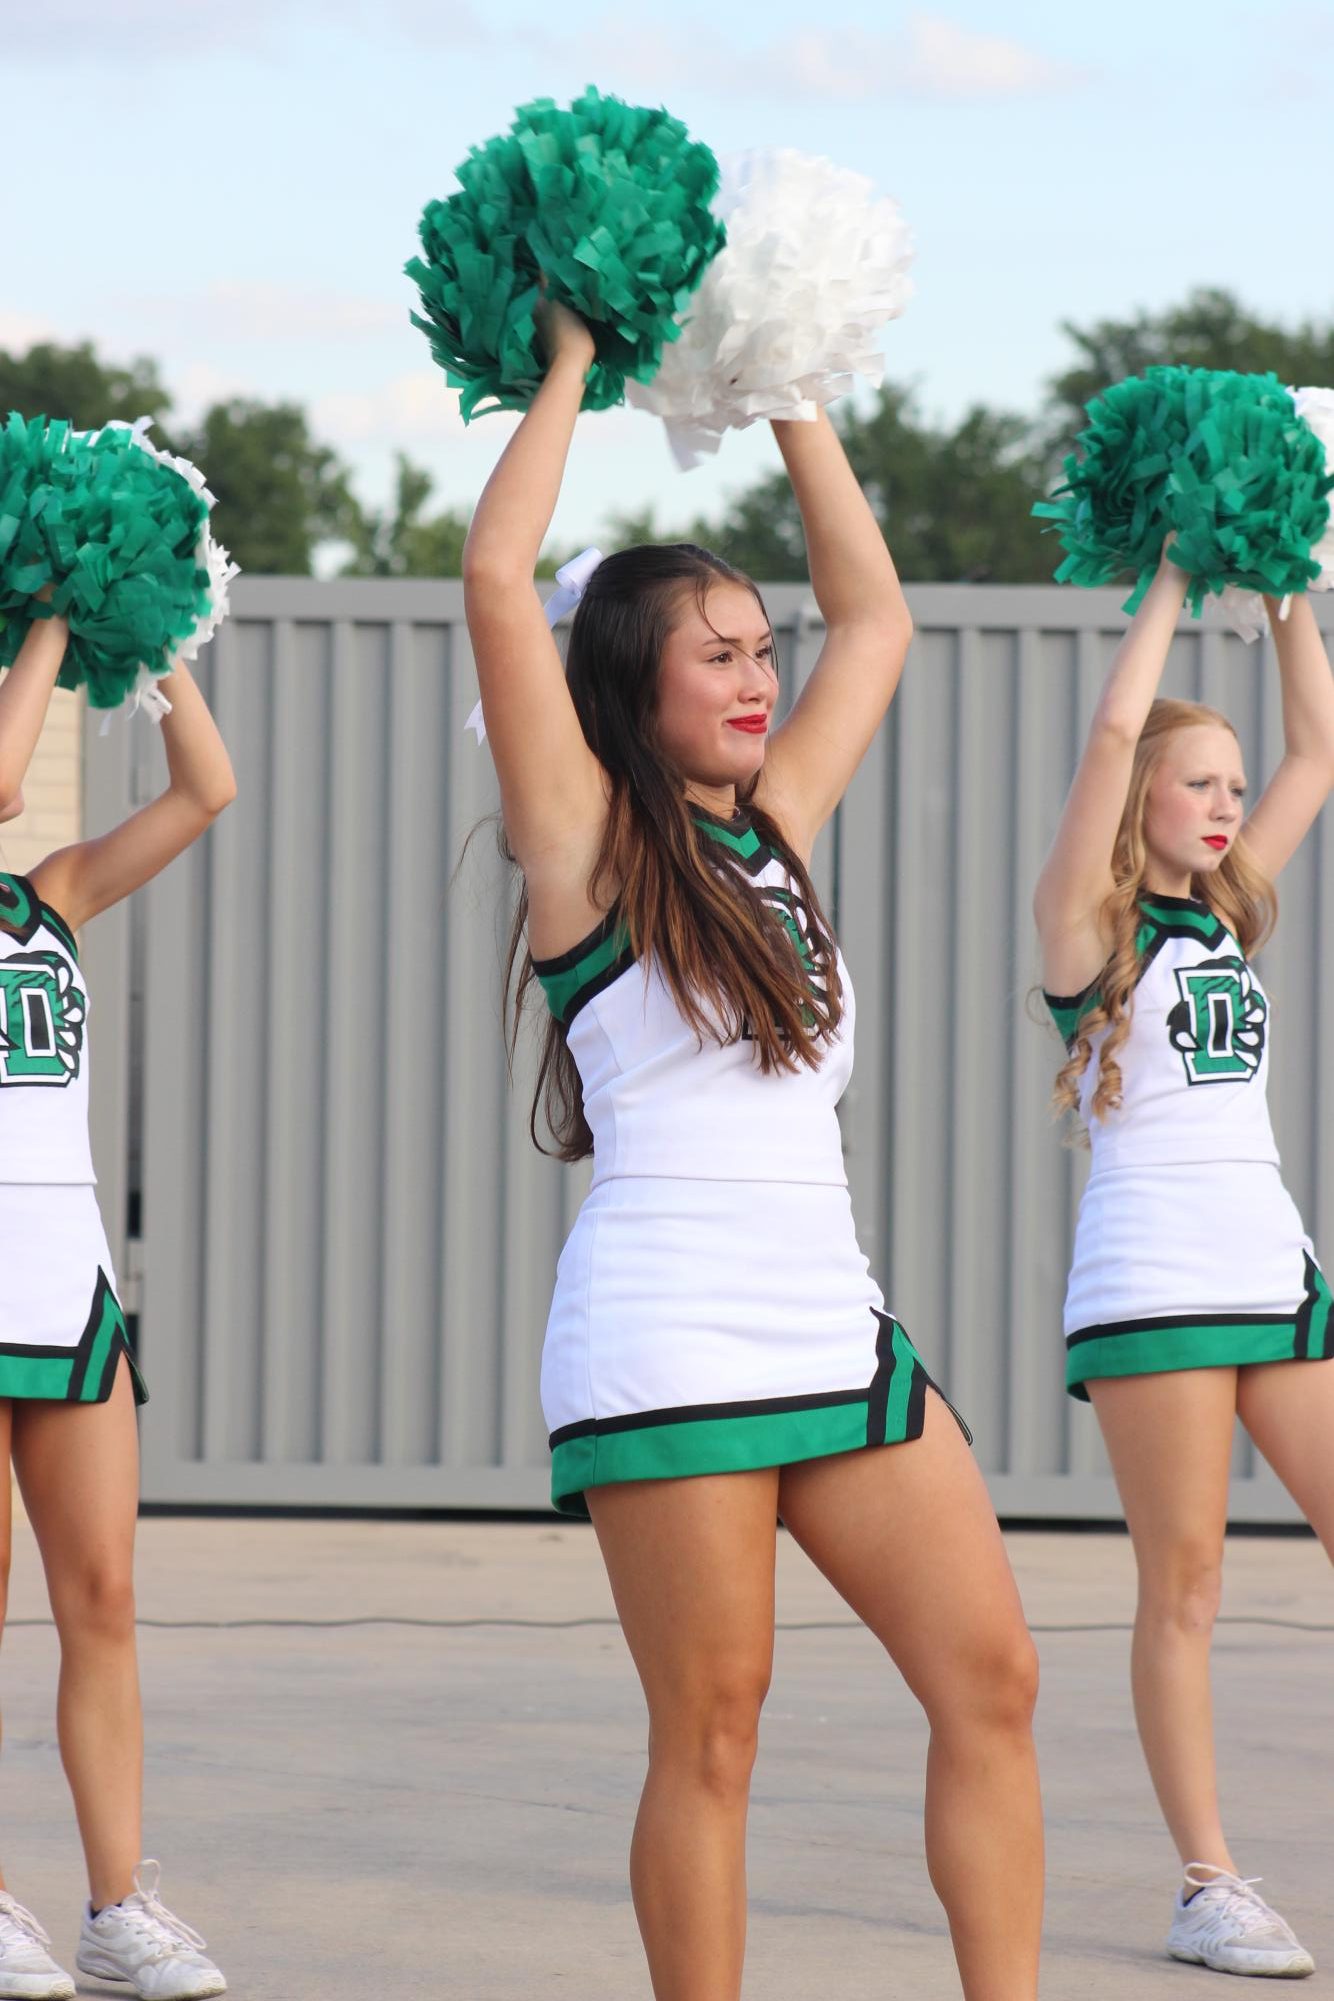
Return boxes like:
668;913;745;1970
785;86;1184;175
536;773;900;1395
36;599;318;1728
0;873;95;1184
1044;893;1279;1174
532;809;853;1189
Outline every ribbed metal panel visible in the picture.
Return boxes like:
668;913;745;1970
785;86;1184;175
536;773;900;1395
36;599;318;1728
80;579;1334;1514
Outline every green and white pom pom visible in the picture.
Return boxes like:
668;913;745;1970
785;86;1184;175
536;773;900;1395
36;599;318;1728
1034;367;1334;616
1221;386;1334;640
0;413;216;712
108;418;240;712
406;85;726;421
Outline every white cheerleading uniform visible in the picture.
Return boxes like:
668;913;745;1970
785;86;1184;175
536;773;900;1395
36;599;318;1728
1046;892;1330;1396
0;872;144;1404
535;807;962;1516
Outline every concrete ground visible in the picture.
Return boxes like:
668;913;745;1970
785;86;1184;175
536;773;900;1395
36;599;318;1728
3;1511;1331;1999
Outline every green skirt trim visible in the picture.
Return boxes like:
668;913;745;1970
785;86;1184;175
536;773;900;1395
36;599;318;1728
0;1269;148;1405
1066;1253;1333;1399
549;1315;966;1517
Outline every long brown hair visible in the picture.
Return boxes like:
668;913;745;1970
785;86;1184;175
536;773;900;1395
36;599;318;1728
1054;698;1277;1126
505;543;843;1161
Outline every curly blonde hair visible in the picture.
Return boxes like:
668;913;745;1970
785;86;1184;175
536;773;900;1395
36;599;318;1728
1053;698;1277;1128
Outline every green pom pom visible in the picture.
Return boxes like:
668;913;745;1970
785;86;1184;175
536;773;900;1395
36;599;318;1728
406;85;727;421
1034;367;1334;616
0;413;211;709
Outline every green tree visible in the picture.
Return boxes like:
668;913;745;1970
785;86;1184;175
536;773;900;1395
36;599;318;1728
174;400;362;574
341;452;471;576
599;505;719;554
702;388;1050;584
0;340;171;430
1046;287;1334;448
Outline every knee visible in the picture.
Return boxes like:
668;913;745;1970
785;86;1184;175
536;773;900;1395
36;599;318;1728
996;1629;1041;1730
53;1563;136;1647
1137;1543;1224;1638
927;1623;1040;1740
650;1660;771;1803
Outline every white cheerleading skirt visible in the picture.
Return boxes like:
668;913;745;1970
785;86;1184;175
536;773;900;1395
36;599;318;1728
0;1184;144;1404
542;1175;954;1515
1063;1159;1330;1397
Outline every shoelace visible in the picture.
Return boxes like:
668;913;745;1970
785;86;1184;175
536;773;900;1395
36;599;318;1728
1183;1867;1284;1941
109;1862;208;1963
0;1894;55;1949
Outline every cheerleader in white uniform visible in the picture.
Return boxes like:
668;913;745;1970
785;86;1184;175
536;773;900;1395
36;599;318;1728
0;608;234;2001
464;301;1042;2001
1036;543;1334;1978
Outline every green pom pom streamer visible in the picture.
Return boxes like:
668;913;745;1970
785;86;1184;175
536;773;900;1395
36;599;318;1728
1034;367;1334;616
406;85;727;421
0;413;211;709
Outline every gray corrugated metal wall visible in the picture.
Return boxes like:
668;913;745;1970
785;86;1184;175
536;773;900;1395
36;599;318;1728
82;579;1334;1516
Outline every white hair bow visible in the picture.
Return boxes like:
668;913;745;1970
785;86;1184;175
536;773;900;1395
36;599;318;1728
465;546;604;745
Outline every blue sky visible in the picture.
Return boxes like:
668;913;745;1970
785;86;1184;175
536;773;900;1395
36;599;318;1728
5;0;1332;551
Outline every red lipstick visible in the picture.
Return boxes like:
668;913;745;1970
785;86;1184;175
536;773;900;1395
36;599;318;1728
727;716;768;734
1203;835;1228;851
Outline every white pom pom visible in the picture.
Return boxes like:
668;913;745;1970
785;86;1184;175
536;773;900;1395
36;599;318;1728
172;526;241;663
1222;384;1334;643
1218;584;1269;643
1294;386;1334;587
627;148;914;470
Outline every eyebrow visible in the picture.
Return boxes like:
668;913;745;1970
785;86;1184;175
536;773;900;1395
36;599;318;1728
702;630;774;648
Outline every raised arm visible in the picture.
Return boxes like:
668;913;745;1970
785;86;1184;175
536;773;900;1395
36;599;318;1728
1033;549;1189;993
757;409;912;852
462;304;607;873
1236;596;1334;880
29;661;236;931
0;607;69;807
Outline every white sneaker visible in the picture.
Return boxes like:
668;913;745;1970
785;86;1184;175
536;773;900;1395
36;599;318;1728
0;1893;74;2000
75;1862;225;2000
1167;1863;1315;1977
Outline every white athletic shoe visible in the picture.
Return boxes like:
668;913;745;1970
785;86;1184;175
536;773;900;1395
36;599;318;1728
0;1893;74;2000
75;1862;226;1999
1167;1864;1315;1977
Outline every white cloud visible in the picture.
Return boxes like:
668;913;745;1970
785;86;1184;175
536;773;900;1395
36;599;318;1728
0;311;60;350
123;283;403;345
311;371;476;447
3;0;487;57
895;13;1087;100
311;369;641;454
575;9;1087;105
170;361;266;424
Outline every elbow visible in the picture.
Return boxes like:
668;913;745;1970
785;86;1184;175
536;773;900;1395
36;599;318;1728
461;534;528;596
1090;709;1143;751
194;772;238;819
827;601;913;650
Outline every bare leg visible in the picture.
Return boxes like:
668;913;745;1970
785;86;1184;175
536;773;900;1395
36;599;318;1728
1237;1355;1334;1554
1088;1367;1238;1874
12;1359;142;1910
779;1399;1042;2001
587;1468;779;2001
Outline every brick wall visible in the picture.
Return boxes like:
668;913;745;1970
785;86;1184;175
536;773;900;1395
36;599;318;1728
0;688;83;875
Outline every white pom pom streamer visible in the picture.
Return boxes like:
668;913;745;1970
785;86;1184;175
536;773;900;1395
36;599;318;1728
92;419;240;704
1221;386;1334;643
627;149;914;470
